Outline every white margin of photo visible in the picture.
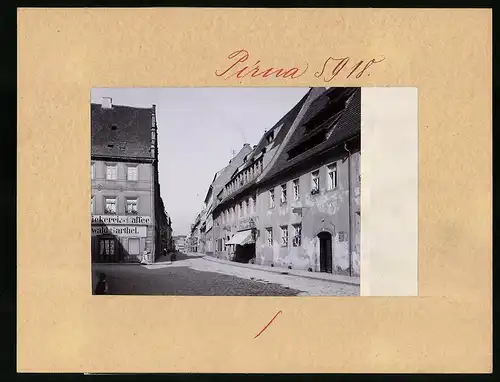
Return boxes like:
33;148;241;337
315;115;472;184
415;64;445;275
361;87;418;296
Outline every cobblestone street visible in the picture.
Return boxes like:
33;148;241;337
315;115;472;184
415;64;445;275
92;252;360;296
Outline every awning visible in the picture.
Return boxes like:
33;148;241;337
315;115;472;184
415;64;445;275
225;229;254;245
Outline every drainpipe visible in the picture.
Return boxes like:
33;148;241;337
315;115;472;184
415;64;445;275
344;142;352;277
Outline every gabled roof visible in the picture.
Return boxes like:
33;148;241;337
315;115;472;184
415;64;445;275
260;87;361;182
213;90;311;210
237;90;312;172
91;103;154;159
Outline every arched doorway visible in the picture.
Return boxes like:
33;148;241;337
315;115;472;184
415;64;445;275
318;231;333;273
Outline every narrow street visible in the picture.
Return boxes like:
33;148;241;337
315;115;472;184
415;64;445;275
92;252;360;296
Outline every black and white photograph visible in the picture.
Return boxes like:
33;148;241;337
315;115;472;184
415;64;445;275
91;87;361;296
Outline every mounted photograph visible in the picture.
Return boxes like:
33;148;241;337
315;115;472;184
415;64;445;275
90;87;362;296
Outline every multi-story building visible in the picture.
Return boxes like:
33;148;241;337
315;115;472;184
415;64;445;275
197;144;253;256
157;193;174;255
90;97;170;264
173;235;187;252
211;87;361;277
211;91;310;263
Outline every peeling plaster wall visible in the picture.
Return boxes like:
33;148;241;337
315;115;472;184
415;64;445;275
350;150;361;276
255;149;360;275
212;144;361;277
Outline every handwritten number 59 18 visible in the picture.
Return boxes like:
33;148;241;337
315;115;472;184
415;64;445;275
315;56;386;82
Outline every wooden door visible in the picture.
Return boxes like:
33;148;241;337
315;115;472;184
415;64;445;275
318;232;333;273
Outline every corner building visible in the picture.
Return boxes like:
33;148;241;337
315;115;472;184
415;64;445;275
90;98;167;263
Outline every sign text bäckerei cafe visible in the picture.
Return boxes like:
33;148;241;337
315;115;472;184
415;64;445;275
91;215;151;225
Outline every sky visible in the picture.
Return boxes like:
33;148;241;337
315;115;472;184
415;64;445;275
91;87;310;236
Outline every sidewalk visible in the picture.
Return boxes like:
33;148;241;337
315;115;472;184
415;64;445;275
200;254;360;286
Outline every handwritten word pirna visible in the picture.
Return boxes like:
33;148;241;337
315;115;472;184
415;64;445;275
215;49;385;82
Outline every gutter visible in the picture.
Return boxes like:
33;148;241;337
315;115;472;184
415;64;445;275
344;141;353;277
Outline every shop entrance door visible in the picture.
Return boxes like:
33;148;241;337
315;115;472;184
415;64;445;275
99;238;118;263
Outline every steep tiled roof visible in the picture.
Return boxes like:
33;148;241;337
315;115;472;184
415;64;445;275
91;103;154;159
260;87;361;182
213;90;311;211
239;90;312;170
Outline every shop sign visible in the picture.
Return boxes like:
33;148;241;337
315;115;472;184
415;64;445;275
238;217;256;231
91;215;151;225
91;225;147;237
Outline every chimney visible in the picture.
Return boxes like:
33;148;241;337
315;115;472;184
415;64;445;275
101;97;112;109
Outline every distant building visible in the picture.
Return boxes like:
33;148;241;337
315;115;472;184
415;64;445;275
173;235;187;252
209;87;361;277
191;144;253;254
90;97;171;264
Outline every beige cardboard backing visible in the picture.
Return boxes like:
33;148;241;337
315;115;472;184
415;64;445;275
17;8;491;373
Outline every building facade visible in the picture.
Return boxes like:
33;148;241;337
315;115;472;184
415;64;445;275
91;97;170;264
173;235;187;252
211;91;310;263
196;144;254;257
209;87;361;277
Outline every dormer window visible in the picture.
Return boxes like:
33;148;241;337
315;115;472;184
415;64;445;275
266;131;274;144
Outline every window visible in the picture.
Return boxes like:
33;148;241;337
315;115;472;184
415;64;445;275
106;164;117;180
327;163;337;190
280;184;287;204
293;179;300;200
292;224;302;247
241;201;246;216
104;197;117;214
311;170;320;194
266;228;273;246
269;189;275;208
91;163;95;180
91;196;94;214
267;131;274;144
249;197;253;214
127;165;138;181
280;226;289;247
128;238;140;255
126;198;138;215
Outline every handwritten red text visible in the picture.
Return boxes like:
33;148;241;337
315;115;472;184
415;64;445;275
215;49;308;80
315;56;386;82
